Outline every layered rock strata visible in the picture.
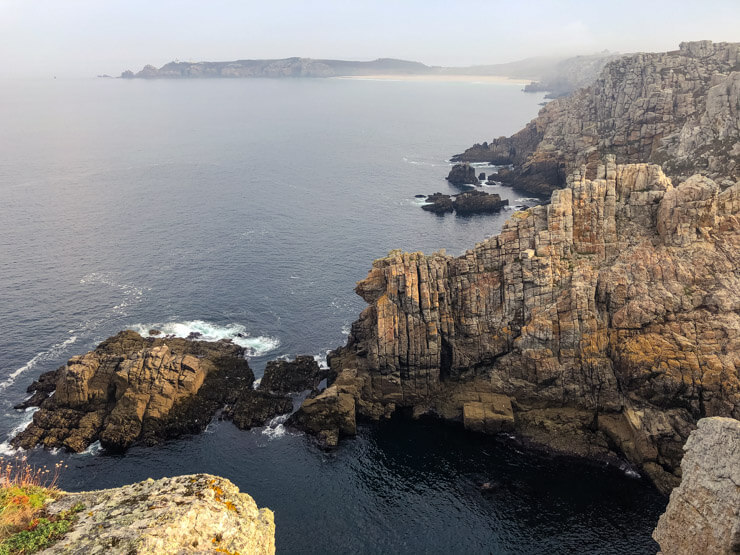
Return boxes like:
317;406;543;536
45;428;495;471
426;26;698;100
312;157;739;492
12;331;293;452
653;417;740;554
42;474;275;554
454;41;740;195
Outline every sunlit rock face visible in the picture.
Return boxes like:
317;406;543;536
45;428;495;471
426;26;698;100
316;157;739;493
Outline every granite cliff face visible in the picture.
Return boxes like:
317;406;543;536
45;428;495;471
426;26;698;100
12;331;293;452
311;157;740;492
454;41;740;196
653;417;740;554
42;474;275;554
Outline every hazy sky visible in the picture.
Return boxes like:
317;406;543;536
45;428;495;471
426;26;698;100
1;0;738;78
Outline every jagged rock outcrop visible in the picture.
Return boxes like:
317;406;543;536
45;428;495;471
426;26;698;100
42;474;275;554
454;41;740;195
446;163;480;186
308;157;739;492
421;191;508;215
258;355;325;394
422;193;454;214
653;417;740;554
12;331;259;452
452;190;509;215
287;385;356;448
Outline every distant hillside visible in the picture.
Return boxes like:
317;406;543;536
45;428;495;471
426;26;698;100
523;51;620;98
120;57;436;79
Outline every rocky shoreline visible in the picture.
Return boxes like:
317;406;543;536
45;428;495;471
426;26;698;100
12;330;325;453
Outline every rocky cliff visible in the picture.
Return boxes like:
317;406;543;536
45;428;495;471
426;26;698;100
653;417;740;554
12;331;295;452
305;157;740;492
454;41;740;196
41;474;275;554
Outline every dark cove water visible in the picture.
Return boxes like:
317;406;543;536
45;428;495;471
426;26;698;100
0;77;665;553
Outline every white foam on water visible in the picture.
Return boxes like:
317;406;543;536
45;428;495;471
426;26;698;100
341;323;351;336
78;440;103;456
261;414;290;439
252;378;262;390
0;407;39;455
0;336;77;393
313;351;330;371
515;197;541;203
128;320;280;357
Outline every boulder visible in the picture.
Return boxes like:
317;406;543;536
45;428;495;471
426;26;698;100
446;163;480;186
44;474;275;554
421;193;454;214
287;386;356;448
259;355;325;394
478;172;486;181
452;190;509;215
227;390;293;429
653;417;740;554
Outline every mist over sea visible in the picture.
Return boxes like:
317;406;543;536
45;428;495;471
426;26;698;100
0;77;665;553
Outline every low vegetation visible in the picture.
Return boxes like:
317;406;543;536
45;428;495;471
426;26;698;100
0;456;81;555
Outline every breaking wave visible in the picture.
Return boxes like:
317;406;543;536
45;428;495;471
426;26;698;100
128;320;280;357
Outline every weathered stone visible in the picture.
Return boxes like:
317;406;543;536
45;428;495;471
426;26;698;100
463;394;514;433
317;158;740;492
653;417;740;554
13;331;257;452
227;390;293;429
447;163;480;186
42;474;275;554
259;355;325;394
287;386;356;448
422;193;454;214
452;190;509;215
453;41;740;195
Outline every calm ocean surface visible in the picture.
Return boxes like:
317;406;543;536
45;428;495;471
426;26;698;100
0;77;665;553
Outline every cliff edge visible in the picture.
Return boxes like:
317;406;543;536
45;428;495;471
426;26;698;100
653;417;740;554
454;41;740;195
40;474;275;554
298;157;740;493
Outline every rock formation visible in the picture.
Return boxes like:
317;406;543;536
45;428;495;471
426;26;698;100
301;157;739;493
452;190;509;215
446;163;480;186
258;356;325;394
653;417;740;554
42;474;275;554
422;193;454;214
453;41;740;196
12;331;292;452
421;191;508;215
523;51;620;98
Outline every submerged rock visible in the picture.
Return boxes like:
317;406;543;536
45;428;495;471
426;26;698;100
44;474;275;554
653;417;740;554
259;355;325;394
307;157;740;492
446;163;480;186
13;330;256;452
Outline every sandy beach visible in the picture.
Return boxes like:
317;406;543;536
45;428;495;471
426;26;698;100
334;74;531;85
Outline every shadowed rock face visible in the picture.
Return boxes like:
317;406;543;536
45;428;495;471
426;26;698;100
44;474;275;554
13;331;258;452
314;157;740;492
258;355;325;394
653;417;740;554
453;41;740;196
446;163;480;186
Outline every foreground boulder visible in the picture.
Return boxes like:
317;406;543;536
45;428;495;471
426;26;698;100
446;163;480;186
13;331;258;452
43;474;275;554
653;418;740;554
311;157;740;492
259;355;325;394
453;41;740;195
